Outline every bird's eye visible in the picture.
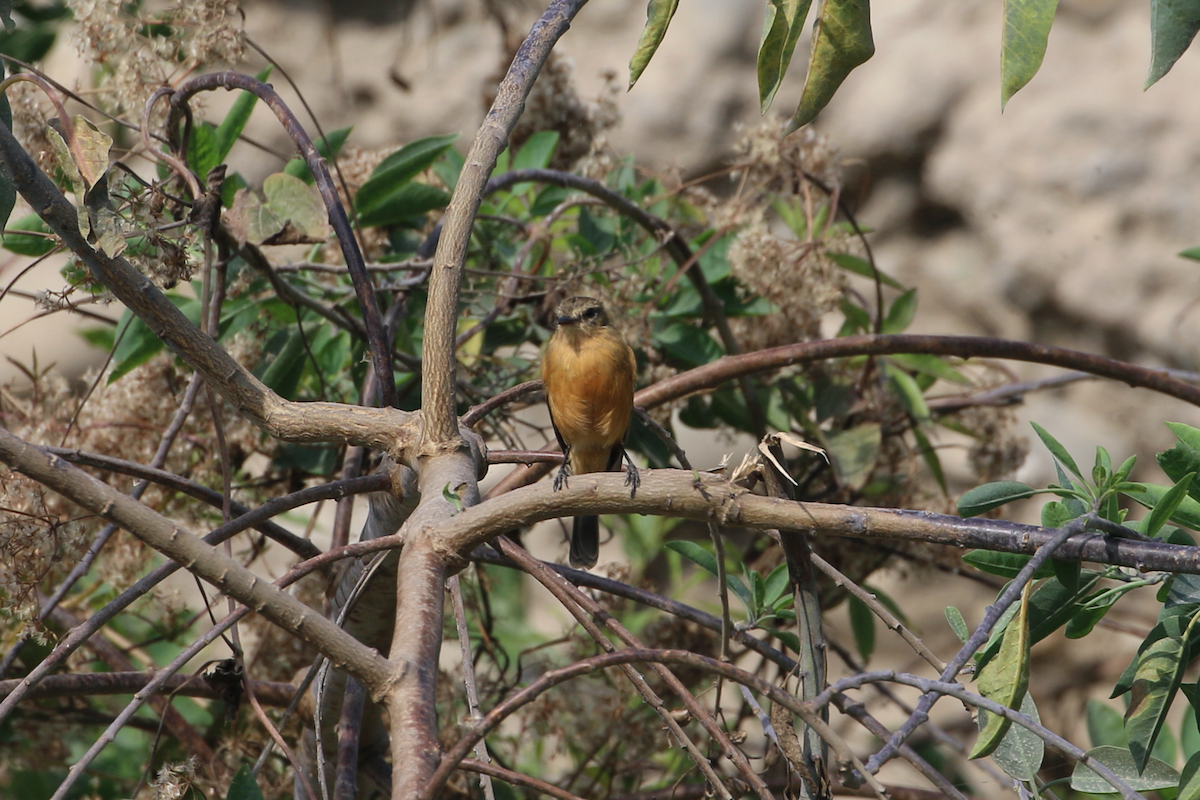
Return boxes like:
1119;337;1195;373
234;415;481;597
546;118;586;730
582;307;599;320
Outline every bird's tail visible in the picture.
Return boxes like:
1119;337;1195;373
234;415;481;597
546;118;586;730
570;515;599;569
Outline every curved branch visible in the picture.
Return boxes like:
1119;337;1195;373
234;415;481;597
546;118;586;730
637;333;1200;410
168;72;394;407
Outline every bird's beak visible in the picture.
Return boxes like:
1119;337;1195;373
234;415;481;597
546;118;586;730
556;315;577;326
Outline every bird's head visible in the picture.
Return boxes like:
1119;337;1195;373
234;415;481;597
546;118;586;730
554;296;611;330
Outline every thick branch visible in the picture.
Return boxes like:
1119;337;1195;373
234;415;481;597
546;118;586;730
421;0;588;445
434;471;1200;574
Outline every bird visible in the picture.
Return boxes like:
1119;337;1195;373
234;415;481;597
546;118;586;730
542;296;639;568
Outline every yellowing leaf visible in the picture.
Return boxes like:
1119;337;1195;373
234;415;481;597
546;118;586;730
758;0;813;112
263;172;331;241
788;0;874;131
71;116;113;191
629;0;681;88
457;318;484;368
1000;0;1060;109
970;581;1032;759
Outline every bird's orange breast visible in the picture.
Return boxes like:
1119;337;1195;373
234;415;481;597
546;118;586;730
543;326;636;474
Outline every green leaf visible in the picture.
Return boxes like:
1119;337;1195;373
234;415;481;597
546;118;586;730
1169;422;1200;453
847;594;875;663
628;0;681;88
1180;750;1200;800
763;563;791;608
957;480;1039;517
1071;746;1180;793
1000;0;1060;110
1114;605;1200;698
1147;0;1200;88
1125;609;1200;771
962;551;1055;580
1053;557;1081;593
886;364;930;420
666;540;720;577
1181;693;1200;757
108;296;201;384
1125;483;1200;532
355;134;458;225
214;65;272;161
2;213;55;256
577;206;615;254
826;251;904;289
981;693;1044;782
1031;421;1083;481
513;130;559;171
1146;473;1197;538
257;326;313;400
263;172;331;240
881;288;917;334
970;582;1032;759
1066;589;1127;639
443;483;464;512
0;1;12;32
888;353;971;385
822;422;881;491
283;126;354;183
357;182;451;228
787;0;874;131
664;541;752;610
1181;246;1200;262
757;0;814;112
979;571;1107;670
187;122;220;184
913;425;948;496
946;606;970;644
654;322;723;367
227;765;266;800
1089;699;1130;748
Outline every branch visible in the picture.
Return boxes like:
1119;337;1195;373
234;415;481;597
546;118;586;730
46;445;386;560
862;518;1085;776
0;118;417;455
0;670;297;705
637;334;1200;410
168;72;394;407
0;427;394;696
434;471;1200;574
485;332;1200;497
421;0;589;445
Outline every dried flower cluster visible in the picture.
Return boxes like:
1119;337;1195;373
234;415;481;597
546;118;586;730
69;0;245;114
505;52;620;172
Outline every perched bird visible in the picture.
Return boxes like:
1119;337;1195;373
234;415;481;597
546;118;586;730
542;296;639;568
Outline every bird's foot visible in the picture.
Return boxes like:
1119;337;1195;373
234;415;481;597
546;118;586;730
623;451;640;497
553;463;570;492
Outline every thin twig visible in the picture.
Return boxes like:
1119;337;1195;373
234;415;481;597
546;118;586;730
861;516;1089;777
449;574;496;800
